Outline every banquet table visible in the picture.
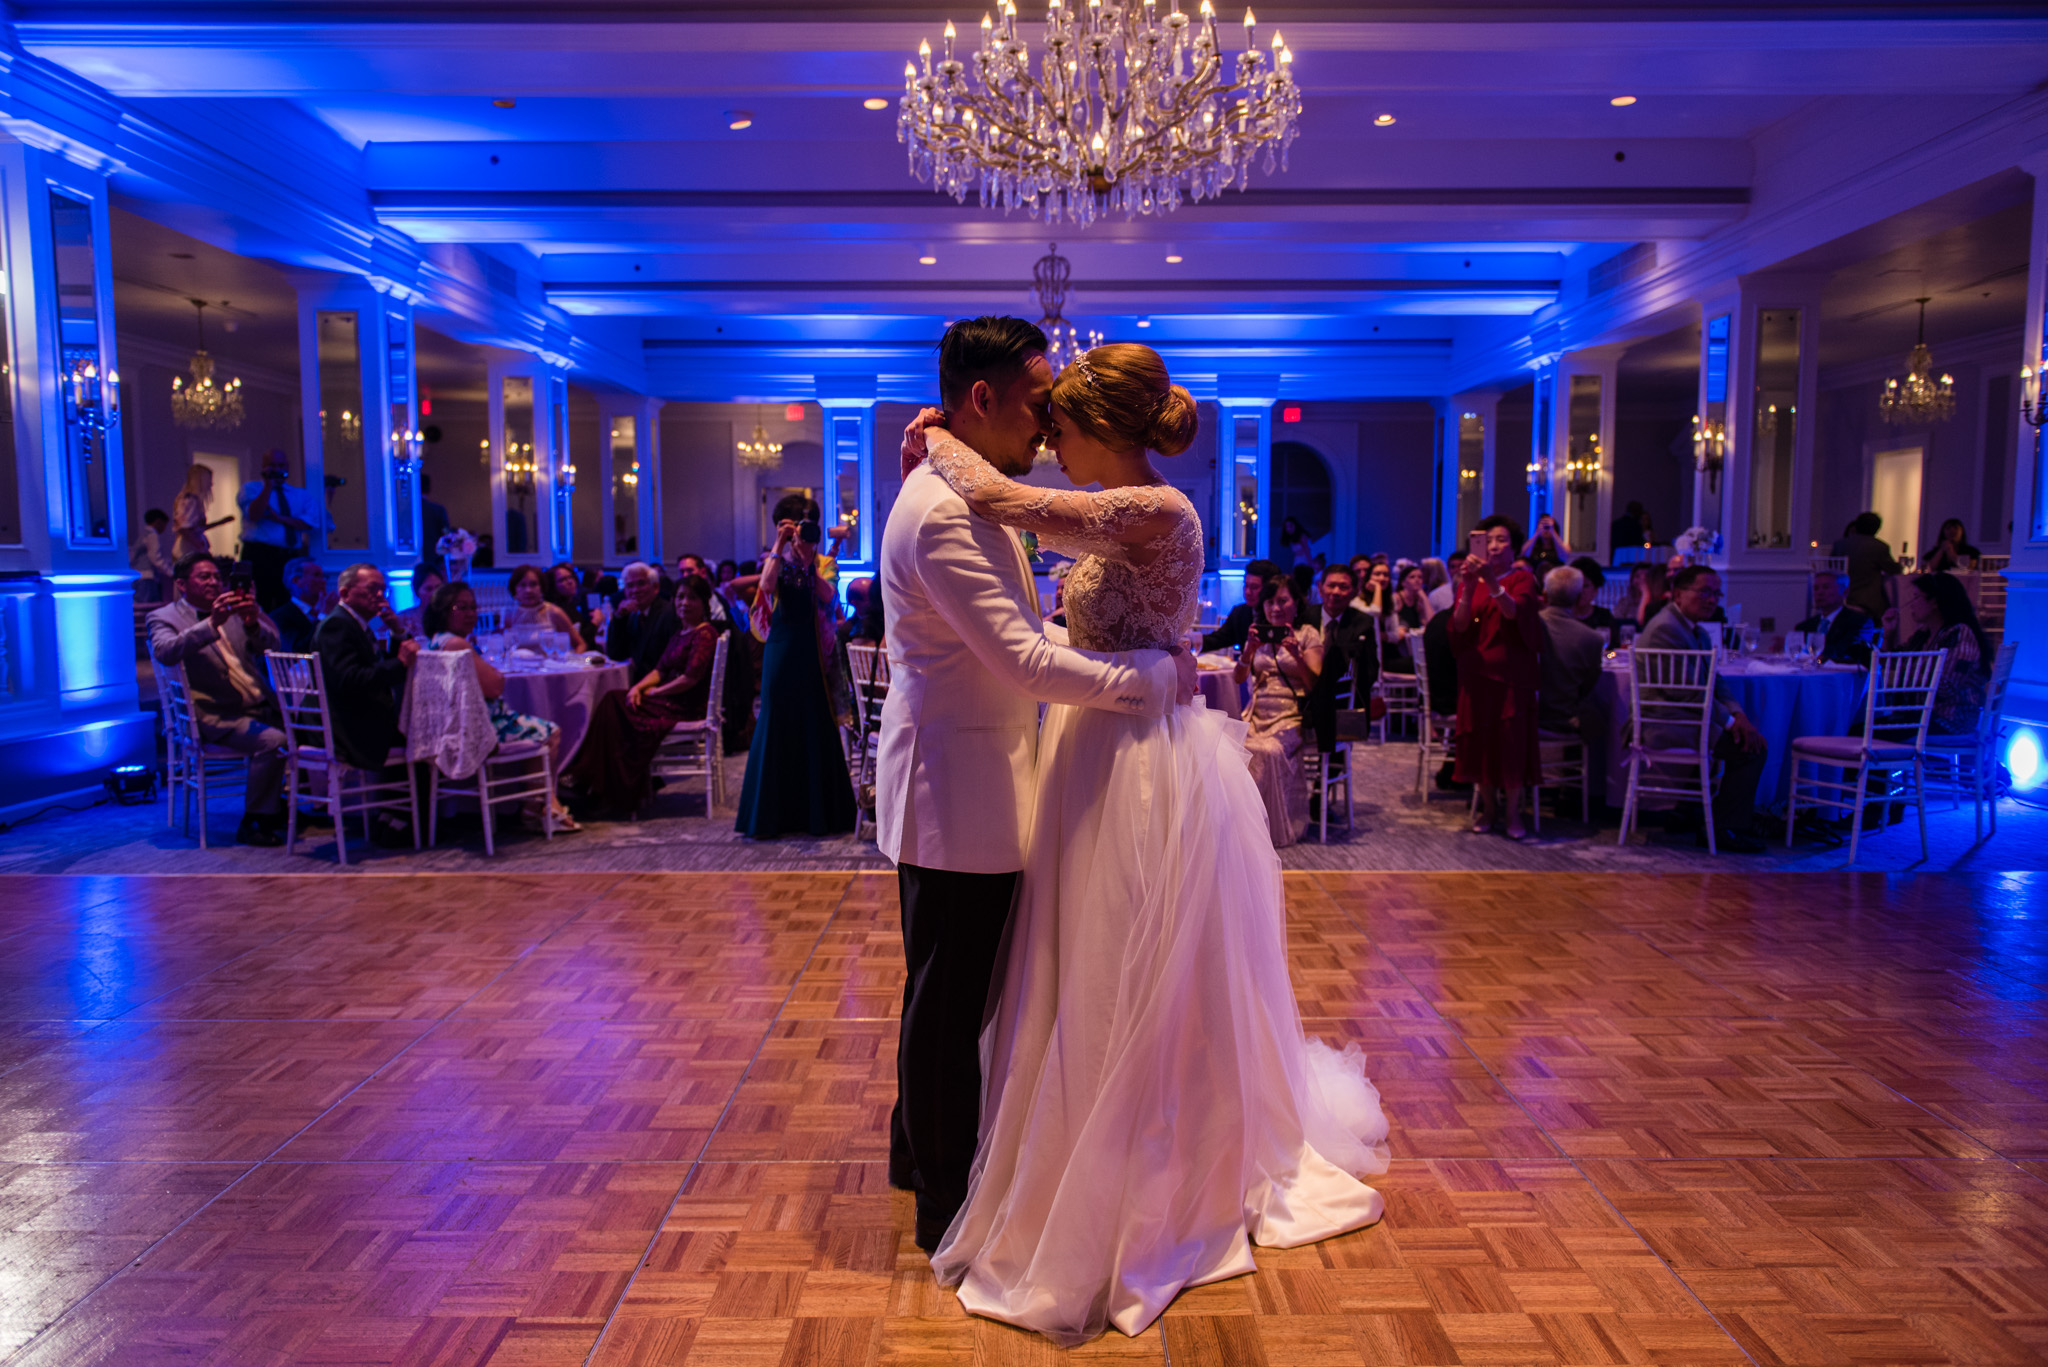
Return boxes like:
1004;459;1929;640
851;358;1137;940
1196;656;1244;720
499;658;630;763
1596;654;1866;811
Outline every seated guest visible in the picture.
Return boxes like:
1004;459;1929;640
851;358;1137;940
1538;566;1607;736
1921;518;1982;574
147;551;288;846
1427;552;1462;613
1794;569;1871;665
839;575;885;647
1382;563;1434;674
1893;572;1991;736
676;553;741;633
1420;556;1452;613
1625;562;1669;631
1569;557;1618;638
565;576;722;818
422;580;577;832
392;561;445;639
605;561;679;680
1449;515;1542;840
1637;566;1768;852
1235;577;1322;848
1355;559;1395;617
504;564;585;649
546;562;601;647
272;557;331;654
313;562;422;778
1521;513;1566;579
1306;563;1376;754
1201;558;1283;652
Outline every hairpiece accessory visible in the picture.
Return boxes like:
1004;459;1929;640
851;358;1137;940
1074;352;1101;388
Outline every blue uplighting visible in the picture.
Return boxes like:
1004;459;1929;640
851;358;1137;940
2008;728;2042;792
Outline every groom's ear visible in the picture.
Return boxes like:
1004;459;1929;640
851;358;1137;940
965;378;993;419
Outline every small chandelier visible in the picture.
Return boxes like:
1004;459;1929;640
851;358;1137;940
1563;437;1600;494
737;408;783;470
900;0;1301;230
1880;297;1955;426
1032;243;1104;376
169;299;244;432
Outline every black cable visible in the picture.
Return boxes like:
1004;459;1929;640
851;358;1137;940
0;796;111;834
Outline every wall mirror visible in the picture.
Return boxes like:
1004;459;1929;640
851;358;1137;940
317;311;368;550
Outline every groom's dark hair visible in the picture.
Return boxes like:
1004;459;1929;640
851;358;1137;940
937;316;1048;411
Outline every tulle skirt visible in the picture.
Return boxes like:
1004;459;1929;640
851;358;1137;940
930;699;1389;1346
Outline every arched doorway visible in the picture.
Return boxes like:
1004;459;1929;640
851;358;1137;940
1271;440;1334;569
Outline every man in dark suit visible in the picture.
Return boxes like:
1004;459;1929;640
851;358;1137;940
605;561;680;680
1636;566;1768;853
271;557;331;654
1305;562;1379;752
1201;559;1283;653
1831;511;1900;620
312;563;419;777
1793;569;1872;665
147;552;288;846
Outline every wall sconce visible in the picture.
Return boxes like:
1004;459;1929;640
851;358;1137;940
505;441;536;495
1563;454;1599;495
1692;414;1726;491
390;425;423;471
1458;466;1479;484
2023;365;2047;428
67;357;119;433
1524;458;1547;493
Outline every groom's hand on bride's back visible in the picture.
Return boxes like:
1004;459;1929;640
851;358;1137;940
900;407;948;479
1173;645;1198;705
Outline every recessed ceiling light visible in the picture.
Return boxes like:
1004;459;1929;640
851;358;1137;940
1165;254;1183;263
169;251;194;260
493;98;516;109
1373;113;1395;127
1136;317;1151;328
864;97;890;111
725;110;754;130
919;255;938;265
1610;95;1637;107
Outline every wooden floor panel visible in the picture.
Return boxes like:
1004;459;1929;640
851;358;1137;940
0;870;2042;1366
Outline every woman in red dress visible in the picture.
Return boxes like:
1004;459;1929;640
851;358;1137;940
1449;515;1543;839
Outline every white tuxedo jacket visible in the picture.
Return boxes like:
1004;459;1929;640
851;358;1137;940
877;462;1177;873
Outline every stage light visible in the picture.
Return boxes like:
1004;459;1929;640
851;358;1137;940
2009;729;2042;791
103;764;157;805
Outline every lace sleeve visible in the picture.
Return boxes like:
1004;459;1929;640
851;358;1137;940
924;429;1181;561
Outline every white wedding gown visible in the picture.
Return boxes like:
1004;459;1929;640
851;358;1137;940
922;433;1389;1346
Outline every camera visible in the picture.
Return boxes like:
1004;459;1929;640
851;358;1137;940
798;519;822;545
227;563;255;596
1255;621;1288;646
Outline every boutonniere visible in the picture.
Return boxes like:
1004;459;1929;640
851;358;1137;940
1021;531;1041;564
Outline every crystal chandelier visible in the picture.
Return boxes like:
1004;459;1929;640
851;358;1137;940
169;299;244;432
1880;297;1955;426
737;408;783;470
1032;243;1103;374
900;0;1300;229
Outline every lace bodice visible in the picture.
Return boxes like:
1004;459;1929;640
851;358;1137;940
924;431;1203;653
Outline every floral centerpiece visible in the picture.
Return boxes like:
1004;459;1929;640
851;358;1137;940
1673;525;1722;563
436;527;479;580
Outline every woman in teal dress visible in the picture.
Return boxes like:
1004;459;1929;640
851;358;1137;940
734;495;857;839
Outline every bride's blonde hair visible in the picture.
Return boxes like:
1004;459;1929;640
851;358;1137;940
1051;343;1198;458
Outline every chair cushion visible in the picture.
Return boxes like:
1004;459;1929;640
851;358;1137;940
1790;734;1916;762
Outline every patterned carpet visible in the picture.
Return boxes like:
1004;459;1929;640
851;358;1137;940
3;740;2041;876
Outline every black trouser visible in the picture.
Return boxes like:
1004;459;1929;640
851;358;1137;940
1713;730;1767;834
890;863;1018;1231
242;541;296;611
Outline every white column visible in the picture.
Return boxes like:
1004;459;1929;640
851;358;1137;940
1719;272;1823;632
1527;358;1559;535
2000;156;2048;735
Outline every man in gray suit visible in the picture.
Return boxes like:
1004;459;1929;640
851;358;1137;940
1636;564;1768;852
147;551;287;846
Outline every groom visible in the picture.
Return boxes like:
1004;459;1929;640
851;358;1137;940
878;316;1195;1251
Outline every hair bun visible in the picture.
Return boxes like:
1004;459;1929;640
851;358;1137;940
1146;384;1199;458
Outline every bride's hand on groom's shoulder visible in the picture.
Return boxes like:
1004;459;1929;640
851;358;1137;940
899;407;947;479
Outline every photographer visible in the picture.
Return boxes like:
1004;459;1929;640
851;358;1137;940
1233;576;1323;847
146;553;287;846
733;494;857;840
238;450;325;610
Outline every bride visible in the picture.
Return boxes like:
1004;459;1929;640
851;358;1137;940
904;343;1389;1346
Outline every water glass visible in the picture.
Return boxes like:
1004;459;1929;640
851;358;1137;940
1618;624;1636;650
1740;623;1760;656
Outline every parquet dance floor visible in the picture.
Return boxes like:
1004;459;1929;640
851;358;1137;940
0;872;2041;1366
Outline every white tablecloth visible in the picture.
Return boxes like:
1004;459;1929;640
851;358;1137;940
1598;656;1866;810
500;662;630;763
1196;667;1244;720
